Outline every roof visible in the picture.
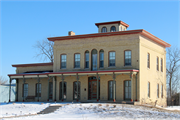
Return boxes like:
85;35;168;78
48;29;171;47
95;20;129;28
12;62;53;67
8;69;139;78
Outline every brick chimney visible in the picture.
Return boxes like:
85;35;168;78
68;31;75;36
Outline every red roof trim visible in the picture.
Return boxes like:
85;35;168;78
48;29;143;41
8;69;139;76
48;29;170;47
12;62;53;67
95;21;129;28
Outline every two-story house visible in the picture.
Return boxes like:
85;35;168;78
8;20;170;107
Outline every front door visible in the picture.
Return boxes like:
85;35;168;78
49;82;53;100
88;78;100;100
124;80;131;100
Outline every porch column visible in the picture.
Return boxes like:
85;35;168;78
47;76;50;101
54;76;56;101
130;72;133;102
136;73;138;101
96;73;99;101
23;76;25;102
16;79;19;101
113;72;116;102
61;74;64;101
37;75;40;102
9;78;11;102
76;73;79;101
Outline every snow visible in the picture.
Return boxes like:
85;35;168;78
165;106;180;111
1;103;180;120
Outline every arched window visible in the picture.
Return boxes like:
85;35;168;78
124;28;126;31
99;49;104;68
85;51;89;68
91;49;97;71
110;26;116;32
101;27;107;33
59;82;67;100
73;81;80;100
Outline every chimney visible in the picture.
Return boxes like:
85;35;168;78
68;31;75;36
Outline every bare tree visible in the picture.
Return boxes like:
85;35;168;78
33;39;54;62
166;47;180;105
0;76;8;85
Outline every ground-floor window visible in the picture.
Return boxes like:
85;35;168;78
108;80;116;100
49;82;53;100
73;81;80;100
36;83;41;97
23;83;28;98
59;82;67;100
124;80;131;100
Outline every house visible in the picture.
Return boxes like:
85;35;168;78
8;20;170;107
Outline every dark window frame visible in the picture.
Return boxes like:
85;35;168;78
35;83;41;97
85;51;89;69
147;53;150;68
157;57;159;71
110;26;116;32
157;84;159;98
73;81;81;100
161;58;163;72
74;53;81;68
99;49;104;68
161;84;163;98
124;80;131;100
60;54;67;69
59;81;67;100
124;50;132;66
148;82;150;98
101;27;107;33
108;51;116;67
22;83;28;97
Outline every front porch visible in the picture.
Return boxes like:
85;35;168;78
8;69;139;103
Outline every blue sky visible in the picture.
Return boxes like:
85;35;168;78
0;1;180;80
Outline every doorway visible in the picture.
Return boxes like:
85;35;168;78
124;80;131;100
49;82;53;100
88;77;100;100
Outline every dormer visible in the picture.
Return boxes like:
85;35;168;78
95;20;129;33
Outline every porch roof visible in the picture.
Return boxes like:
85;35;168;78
8;69;139;79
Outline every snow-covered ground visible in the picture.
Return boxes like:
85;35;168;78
1;102;180;120
166;106;180;111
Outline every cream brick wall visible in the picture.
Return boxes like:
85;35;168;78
139;35;167;107
16;65;53;74
54;34;140;72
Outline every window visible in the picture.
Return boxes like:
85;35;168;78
110;26;116;32
121;26;122;31
157;57;159;71
124;80;131;100
99;50;104;68
22;84;28;97
85;51;89;68
74;54;80;68
157;84;159;98
109;51;115;67
161;58;163;72
161;84;163;98
61;54;66;69
148;82;150;98
73;81;80;100
101;27;107;33
123;28;126;31
124;50;131;66
59;82;67;100
147;53;150;68
36;83;41;97
108;80;116;100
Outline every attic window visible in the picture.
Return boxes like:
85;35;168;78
101;27;107;33
110;26;116;32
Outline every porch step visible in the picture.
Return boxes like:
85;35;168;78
37;105;62;114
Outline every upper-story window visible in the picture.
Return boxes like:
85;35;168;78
120;26;122;31
147;53;150;68
101;27;107;33
109;51;115;67
74;54;80;68
161;58;163;72
85;51;89;68
110;26;116;32
99;49;104;68
123;28;126;31
124;50;131;66
61;54;66;69
157;57;159;71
